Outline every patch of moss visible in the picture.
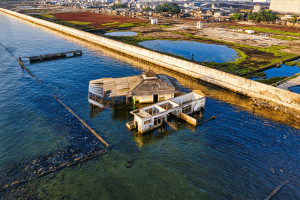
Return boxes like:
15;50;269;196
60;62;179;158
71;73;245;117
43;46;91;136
243;26;300;37
41;14;55;19
256;76;287;85
67;21;93;25
285;60;300;67
271;35;298;41
102;22;120;26
155;24;172;28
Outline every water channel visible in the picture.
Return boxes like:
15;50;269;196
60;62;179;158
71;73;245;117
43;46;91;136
105;31;137;36
252;60;300;80
1;13;300;199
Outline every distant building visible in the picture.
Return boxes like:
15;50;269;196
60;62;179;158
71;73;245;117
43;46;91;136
197;21;203;28
245;30;255;34
253;4;261;12
151;18;158;25
270;0;300;14
225;0;252;2
253;0;271;2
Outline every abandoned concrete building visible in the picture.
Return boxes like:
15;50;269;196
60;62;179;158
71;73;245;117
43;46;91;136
88;70;182;107
127;90;206;134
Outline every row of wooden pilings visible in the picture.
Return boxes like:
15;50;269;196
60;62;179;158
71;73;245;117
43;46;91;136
17;55;110;147
0;47;110;192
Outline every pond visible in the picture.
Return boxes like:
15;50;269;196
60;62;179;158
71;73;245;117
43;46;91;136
105;31;137;36
290;86;300;94
138;40;239;63
252;60;300;80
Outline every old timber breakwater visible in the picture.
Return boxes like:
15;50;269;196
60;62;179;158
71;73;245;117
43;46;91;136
1;9;300;117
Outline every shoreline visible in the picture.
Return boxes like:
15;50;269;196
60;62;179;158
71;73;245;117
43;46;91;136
1;8;300;117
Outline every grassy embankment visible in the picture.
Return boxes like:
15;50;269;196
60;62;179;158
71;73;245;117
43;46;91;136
285;60;300;67
265;73;300;86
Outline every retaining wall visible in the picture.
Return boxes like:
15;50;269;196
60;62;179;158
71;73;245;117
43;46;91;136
1;8;300;112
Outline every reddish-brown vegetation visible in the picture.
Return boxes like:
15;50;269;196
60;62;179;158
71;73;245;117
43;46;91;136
54;12;148;28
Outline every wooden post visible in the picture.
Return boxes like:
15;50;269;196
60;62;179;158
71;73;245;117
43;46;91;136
18;57;42;84
54;95;110;147
199;107;204;118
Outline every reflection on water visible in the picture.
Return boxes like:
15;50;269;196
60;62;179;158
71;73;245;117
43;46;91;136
252;60;300;80
139;40;239;63
133;115;202;148
105;31;137;36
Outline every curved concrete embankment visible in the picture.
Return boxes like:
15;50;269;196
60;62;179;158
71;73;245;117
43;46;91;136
1;8;300;114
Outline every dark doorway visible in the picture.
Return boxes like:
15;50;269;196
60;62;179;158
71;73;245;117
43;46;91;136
153;95;158;102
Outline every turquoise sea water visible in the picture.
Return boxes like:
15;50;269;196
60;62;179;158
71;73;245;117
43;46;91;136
1;13;300;199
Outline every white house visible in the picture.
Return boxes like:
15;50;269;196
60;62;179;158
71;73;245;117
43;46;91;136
197;21;203;28
245;30;255;34
151;18;158;25
253;4;261;12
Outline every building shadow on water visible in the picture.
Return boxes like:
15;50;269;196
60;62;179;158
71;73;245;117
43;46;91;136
132;114;202;148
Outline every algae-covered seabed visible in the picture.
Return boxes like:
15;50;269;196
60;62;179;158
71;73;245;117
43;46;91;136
1;12;300;200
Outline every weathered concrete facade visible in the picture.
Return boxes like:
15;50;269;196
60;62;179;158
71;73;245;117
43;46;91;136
130;91;206;133
1;8;300;115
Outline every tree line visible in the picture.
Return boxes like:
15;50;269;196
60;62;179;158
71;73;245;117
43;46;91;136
231;10;277;22
156;3;180;14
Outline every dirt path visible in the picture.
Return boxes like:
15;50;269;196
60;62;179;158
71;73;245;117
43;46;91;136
277;75;300;90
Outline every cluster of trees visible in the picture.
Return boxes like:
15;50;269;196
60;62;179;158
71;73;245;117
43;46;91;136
246;10;277;22
230;10;277;22
111;4;127;9
289;15;299;23
156;3;180;14
143;7;150;12
230;13;242;20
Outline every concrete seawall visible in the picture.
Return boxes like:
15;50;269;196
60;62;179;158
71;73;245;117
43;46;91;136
1;8;300;114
